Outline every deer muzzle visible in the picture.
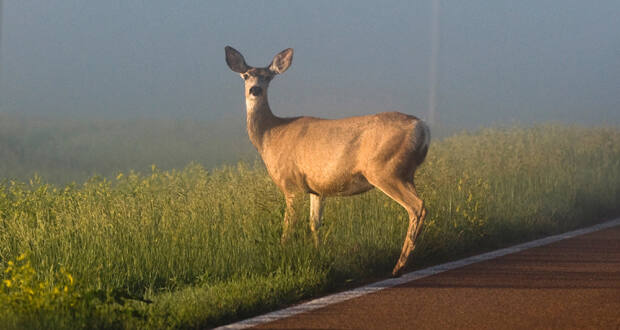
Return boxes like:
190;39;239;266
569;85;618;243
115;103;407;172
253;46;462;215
249;86;263;96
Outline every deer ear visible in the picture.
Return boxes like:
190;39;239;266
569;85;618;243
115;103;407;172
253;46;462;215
225;46;249;73
269;48;293;74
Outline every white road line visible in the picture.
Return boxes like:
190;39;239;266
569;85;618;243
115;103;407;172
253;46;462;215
215;218;620;329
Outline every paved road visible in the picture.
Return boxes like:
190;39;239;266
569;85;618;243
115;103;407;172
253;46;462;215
254;225;620;329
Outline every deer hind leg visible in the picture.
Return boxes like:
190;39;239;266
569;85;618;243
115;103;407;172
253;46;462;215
281;194;301;244
309;194;324;247
370;176;427;277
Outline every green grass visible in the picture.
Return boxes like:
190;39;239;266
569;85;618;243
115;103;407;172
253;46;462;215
1;123;620;329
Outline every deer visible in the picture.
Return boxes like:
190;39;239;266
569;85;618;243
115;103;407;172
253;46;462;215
225;46;430;277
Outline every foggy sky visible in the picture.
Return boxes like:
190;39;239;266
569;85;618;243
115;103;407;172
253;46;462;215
1;0;619;128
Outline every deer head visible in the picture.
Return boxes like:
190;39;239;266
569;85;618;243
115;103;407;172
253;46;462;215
225;46;293;107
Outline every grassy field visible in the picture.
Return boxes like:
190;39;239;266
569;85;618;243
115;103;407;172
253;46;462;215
1;123;619;328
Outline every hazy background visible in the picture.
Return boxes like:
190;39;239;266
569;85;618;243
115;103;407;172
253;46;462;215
1;0;619;125
0;1;619;182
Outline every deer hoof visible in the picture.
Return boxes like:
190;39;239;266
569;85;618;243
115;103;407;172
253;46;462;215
392;266;404;277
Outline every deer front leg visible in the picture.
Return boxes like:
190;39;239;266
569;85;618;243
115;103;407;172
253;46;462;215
281;194;300;244
309;194;324;247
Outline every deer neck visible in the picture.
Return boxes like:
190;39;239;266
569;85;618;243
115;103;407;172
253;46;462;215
245;95;280;151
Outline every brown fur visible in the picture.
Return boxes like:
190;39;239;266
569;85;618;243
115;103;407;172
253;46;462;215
225;46;430;276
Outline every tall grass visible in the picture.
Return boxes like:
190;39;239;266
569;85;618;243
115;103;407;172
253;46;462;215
1;124;619;328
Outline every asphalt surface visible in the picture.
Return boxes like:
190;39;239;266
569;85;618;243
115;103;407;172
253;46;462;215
254;225;620;329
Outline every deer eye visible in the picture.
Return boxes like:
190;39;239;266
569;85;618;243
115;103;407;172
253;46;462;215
242;74;249;80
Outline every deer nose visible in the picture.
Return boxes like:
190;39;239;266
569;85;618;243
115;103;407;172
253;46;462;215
249;86;262;96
